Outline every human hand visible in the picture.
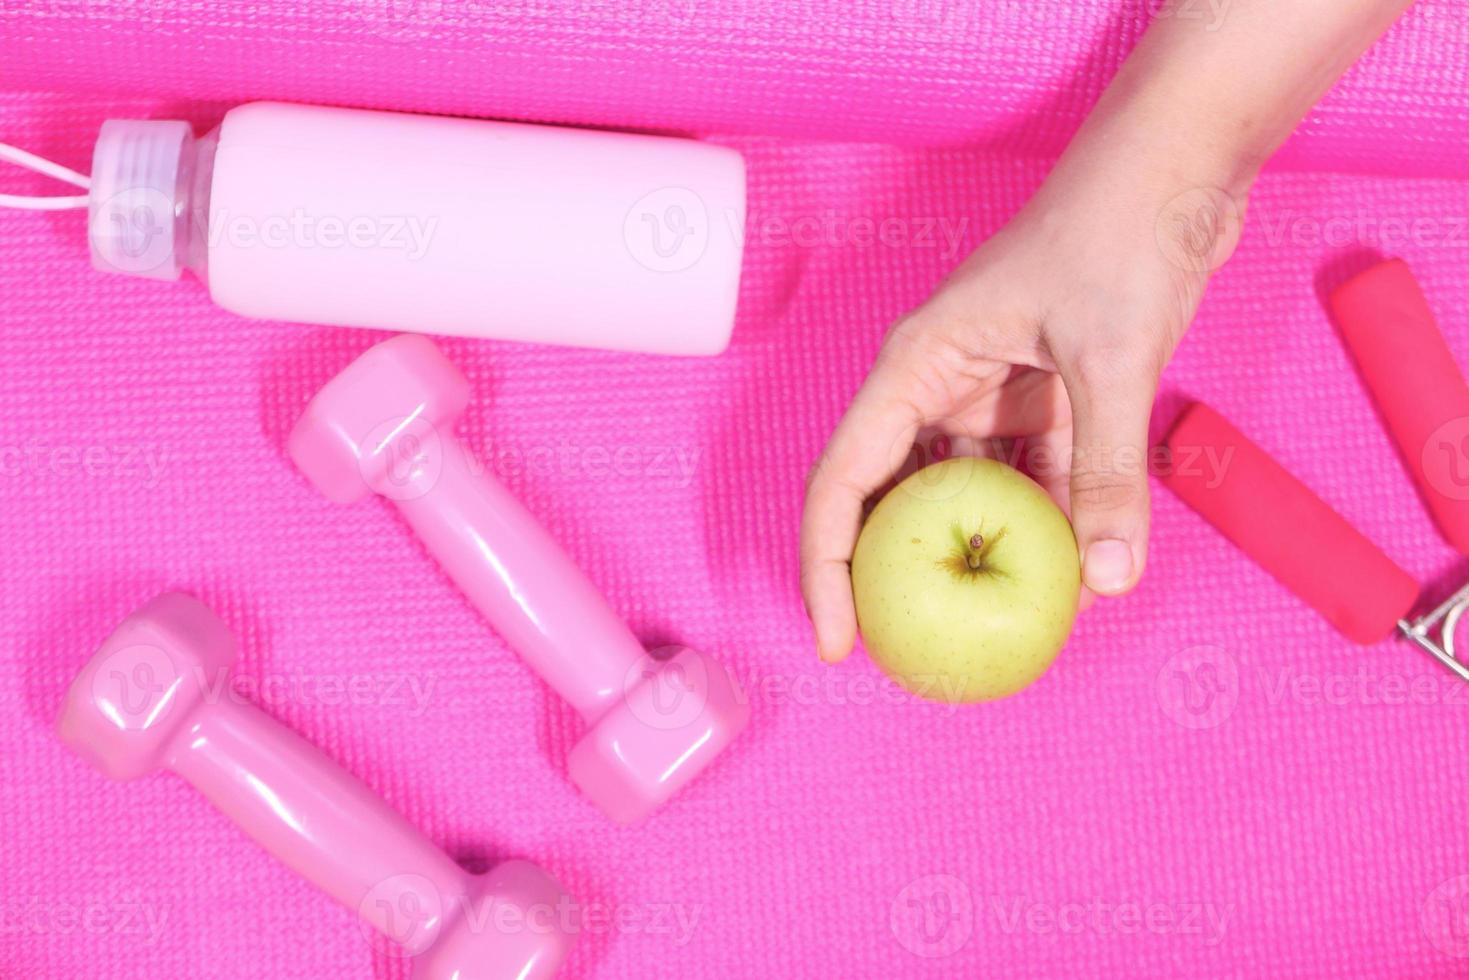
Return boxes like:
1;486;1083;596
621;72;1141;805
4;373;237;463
799;151;1247;663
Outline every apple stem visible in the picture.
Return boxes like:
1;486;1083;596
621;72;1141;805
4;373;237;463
969;534;983;550
965;552;983;570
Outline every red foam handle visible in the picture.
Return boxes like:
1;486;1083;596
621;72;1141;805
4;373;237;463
1329;259;1469;553
1160;402;1419;644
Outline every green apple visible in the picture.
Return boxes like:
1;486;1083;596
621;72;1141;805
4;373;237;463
851;456;1081;703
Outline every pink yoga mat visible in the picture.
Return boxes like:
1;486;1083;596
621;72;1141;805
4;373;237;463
1;0;1467;175
2;4;1469;978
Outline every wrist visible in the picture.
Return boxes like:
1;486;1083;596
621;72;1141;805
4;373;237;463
1035;100;1255;279
1061;94;1260;208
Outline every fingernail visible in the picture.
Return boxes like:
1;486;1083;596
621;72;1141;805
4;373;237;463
1083;539;1134;595
810;624;831;663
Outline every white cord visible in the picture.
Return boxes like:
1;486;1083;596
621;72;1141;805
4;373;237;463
0;140;92;210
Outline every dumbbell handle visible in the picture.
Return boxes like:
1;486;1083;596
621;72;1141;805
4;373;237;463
391;433;649;721
167;697;467;954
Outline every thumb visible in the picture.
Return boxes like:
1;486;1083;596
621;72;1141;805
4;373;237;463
1060;354;1157;596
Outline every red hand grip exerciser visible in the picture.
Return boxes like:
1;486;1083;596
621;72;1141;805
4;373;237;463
1330;258;1469;552
1159;259;1469;680
1160;402;1419;644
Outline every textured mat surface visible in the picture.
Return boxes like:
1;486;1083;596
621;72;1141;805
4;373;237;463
4;8;1469;980
1;0;1468;176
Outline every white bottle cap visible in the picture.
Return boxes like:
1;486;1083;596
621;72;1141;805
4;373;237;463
88;119;194;281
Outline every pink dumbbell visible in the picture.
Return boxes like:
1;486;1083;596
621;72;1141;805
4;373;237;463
58;593;573;979
288;335;749;824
